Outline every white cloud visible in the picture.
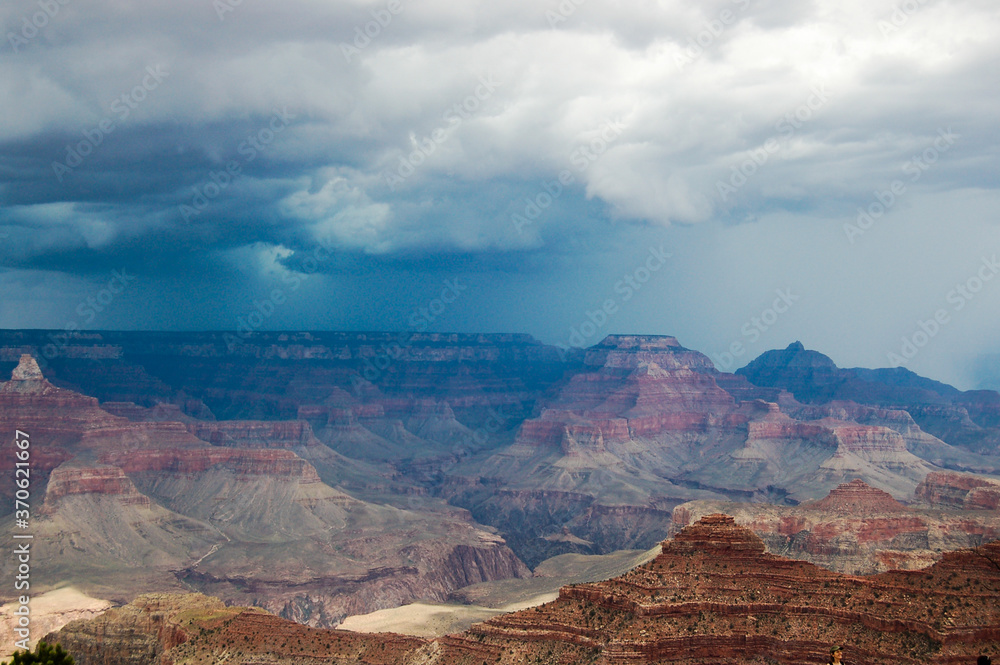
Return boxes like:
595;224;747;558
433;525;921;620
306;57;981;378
281;173;394;252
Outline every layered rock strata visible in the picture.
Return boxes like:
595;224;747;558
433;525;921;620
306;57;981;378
449;337;945;564
0;356;529;630
48;515;1000;665
672;480;1000;573
915;471;1000;510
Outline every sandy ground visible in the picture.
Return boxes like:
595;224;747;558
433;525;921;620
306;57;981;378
336;592;559;637
0;587;113;658
337;546;661;637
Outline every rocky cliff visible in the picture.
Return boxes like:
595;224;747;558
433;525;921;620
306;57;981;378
457;514;1000;664
672;480;1000;573
807;478;908;513
46;515;1000;665
738;342;1000;458
915;471;1000;510
185;420;323;448
446;336;947;564
0;355;529;632
6;332;1000;635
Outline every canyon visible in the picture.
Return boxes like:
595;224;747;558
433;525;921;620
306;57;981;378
46;514;1000;664
2;330;1000;657
0;352;528;630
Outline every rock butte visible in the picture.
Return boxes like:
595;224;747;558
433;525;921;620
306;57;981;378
806;478;908;513
445;336;958;565
673;479;1000;574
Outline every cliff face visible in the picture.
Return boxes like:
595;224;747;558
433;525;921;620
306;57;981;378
671;480;1000;574
185;420;323;448
738;342;1000;458
0;588;112;662
47;594;243;665
0;356;529;631
1;330;566;423
448;337;943;564
915;471;1000;510
47;593;428;665
460;514;1000;664
47;515;1000;665
102;447;323;480
41;466;150;512
180;537;529;627
808;478;908;513
5;332;1000;635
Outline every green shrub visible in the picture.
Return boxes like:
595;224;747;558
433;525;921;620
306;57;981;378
2;641;74;665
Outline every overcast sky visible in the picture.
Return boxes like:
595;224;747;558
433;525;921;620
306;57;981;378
1;0;998;389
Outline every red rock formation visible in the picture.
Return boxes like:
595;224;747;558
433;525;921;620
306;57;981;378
746;418;829;441
41;466;151;512
737;342;1000;458
47;515;1000;665
7;330;993;578
0;356;205;509
663;512;767;556
465;514;1000;664
10;353;43;380
826;421;910;453
967;484;1000;510
185;420;322;448
916;471;1000;510
6;330;1000;640
101;447;323;482
47;593;427;665
508;349;739;456
450;337;946;565
672;480;1000;574
0;356;530;630
807;478;907;514
0;358;204;453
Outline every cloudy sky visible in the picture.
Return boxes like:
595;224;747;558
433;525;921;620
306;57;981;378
1;0;999;388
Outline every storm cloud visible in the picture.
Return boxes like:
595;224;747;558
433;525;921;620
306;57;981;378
1;0;999;388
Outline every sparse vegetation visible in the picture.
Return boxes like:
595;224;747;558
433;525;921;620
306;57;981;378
1;642;74;665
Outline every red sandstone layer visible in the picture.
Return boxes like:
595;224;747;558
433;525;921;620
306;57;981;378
916;471;1000;510
47;514;1000;665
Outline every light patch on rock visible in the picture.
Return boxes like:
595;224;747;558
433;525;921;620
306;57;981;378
0;587;113;658
11;354;43;381
336;592;558;638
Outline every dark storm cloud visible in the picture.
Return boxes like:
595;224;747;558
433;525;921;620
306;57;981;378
2;0;999;387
